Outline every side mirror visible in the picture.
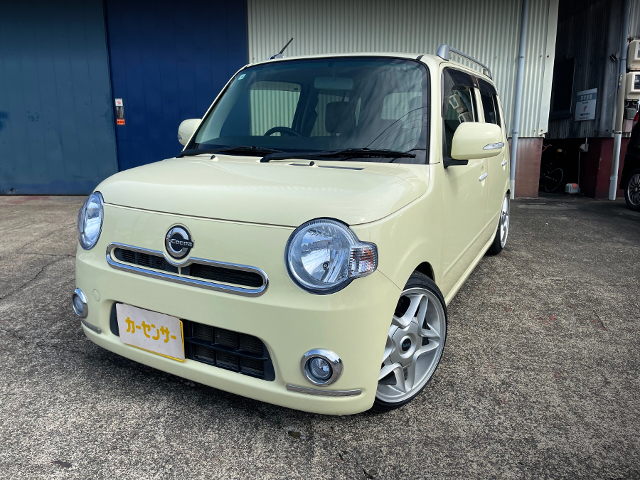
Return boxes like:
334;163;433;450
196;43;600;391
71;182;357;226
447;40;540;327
449;123;504;163
178;119;201;146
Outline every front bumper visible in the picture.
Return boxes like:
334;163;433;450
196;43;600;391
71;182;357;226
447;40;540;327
76;204;400;415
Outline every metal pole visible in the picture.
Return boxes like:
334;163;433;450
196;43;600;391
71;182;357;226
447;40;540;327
510;0;529;199
609;0;631;200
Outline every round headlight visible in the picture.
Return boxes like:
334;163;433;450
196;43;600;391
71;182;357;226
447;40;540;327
77;192;104;250
286;219;378;294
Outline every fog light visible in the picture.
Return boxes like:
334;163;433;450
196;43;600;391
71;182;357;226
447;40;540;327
301;349;343;386
308;357;332;381
72;288;88;318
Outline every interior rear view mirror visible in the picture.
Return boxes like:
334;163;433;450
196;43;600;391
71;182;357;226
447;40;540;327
449;123;504;163
178;119;201;146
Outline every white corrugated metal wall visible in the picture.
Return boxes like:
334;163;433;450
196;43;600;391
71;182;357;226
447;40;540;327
630;0;640;36
247;0;558;138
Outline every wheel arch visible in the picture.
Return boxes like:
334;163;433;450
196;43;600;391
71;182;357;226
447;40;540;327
414;262;435;282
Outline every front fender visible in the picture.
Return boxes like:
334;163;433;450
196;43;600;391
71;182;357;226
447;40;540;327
352;170;444;297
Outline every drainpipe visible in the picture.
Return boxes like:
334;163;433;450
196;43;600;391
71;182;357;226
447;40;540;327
609;0;631;200
510;0;529;200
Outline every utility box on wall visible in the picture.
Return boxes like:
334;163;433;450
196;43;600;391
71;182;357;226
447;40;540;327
626;72;640;100
628;40;640;70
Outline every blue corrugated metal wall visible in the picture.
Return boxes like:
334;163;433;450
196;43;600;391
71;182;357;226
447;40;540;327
104;0;248;171
0;0;118;194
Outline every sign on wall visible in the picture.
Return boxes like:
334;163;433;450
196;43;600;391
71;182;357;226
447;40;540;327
115;98;125;125
575;88;597;121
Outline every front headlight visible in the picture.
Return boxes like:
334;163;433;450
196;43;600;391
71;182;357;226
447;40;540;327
77;192;104;250
286;219;378;294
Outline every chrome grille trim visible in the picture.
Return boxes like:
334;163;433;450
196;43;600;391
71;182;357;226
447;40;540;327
106;242;268;297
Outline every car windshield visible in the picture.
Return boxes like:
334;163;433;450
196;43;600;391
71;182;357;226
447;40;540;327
189;57;429;163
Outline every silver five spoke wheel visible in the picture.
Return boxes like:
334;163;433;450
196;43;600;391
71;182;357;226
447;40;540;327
376;287;446;404
499;194;510;248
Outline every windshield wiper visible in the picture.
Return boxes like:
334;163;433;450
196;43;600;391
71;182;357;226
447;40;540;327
178;146;282;158
260;148;416;163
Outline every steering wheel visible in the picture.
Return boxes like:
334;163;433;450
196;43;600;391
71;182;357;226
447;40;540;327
264;126;302;137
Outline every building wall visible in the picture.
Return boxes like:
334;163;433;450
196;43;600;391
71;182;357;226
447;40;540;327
630;0;640;38
512;138;544;197
247;0;559;139
547;0;640;139
104;0;248;172
545;0;639;198
579;138;630;198
0;0;118;194
1;0;560;196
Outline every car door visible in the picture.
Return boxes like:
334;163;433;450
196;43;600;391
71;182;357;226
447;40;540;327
478;79;509;230
440;69;489;293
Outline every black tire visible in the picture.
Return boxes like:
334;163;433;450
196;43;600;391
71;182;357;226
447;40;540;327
624;168;640;212
371;272;447;413
486;223;503;255
487;194;509;255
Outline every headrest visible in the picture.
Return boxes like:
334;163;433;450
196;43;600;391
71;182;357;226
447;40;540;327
325;102;354;134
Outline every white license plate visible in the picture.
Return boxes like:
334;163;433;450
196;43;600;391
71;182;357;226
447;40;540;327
116;304;185;362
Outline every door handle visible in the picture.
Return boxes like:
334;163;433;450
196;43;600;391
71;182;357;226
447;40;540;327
501;159;508;166
479;172;488;181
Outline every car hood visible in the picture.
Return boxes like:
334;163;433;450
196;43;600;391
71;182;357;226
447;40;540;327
97;156;427;227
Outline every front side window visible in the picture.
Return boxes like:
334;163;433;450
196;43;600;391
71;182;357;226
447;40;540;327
442;69;478;158
190;57;429;163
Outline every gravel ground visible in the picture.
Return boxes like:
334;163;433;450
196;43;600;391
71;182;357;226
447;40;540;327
0;194;639;479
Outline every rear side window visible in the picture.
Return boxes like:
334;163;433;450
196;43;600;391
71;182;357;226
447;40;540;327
478;79;501;127
442;69;478;158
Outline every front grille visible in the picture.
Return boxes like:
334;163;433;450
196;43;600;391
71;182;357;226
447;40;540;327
109;303;274;381
112;247;264;288
113;248;178;273
183;263;264;288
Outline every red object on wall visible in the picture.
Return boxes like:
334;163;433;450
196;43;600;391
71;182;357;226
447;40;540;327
579;138;630;198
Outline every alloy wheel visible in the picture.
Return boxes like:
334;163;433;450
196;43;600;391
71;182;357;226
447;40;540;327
376;287;446;404
499;195;510;248
628;173;640;206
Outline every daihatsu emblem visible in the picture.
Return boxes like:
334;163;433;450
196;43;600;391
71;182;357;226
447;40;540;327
165;226;194;260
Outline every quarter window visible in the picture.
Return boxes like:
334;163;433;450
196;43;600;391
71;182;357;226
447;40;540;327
478;79;501;127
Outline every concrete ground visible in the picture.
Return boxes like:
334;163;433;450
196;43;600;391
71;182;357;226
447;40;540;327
0;194;639;479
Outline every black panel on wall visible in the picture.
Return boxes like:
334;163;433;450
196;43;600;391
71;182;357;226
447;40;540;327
104;0;248;172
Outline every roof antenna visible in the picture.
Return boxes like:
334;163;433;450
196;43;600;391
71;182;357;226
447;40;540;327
269;38;294;60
